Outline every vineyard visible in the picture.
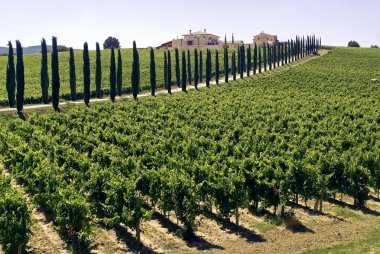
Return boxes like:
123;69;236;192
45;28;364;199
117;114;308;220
1;46;380;253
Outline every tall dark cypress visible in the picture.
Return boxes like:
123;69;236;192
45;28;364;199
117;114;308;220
241;44;246;72
247;45;251;77
206;49;212;87
215;50;220;85
187;49;192;85
194;49;199;89
263;43;267;72
181;51;187;92
175;48;180;87
51;36;60;111
40;38;49;104
239;46;244;79
258;45;262;73
199;51;203;83
281;43;285;66
273;44;276;69
277;43;281;66
288;40;291;63
69;47;77;101
16;41;24;113
268;44;272;71
291;40;295;62
117;48;123;96
131;41;140;100
232;52;237;80
6;41;15;108
110;48;116;102
253;43;257;75
150;48;156;96
83;42;90;106
167;50;172;94
237;46;241;75
284;42;288;64
224;47;229;82
164;51;168;89
95;42;102;98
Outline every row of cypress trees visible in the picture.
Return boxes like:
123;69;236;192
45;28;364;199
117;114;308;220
5;37;141;112
5;35;320;111
156;34;320;95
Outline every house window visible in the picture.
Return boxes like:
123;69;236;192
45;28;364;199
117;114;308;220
188;41;193;46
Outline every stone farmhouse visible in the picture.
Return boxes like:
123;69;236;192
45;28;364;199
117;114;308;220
253;31;279;45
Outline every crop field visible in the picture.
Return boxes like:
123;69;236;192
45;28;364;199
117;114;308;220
0;47;230;106
1;47;380;253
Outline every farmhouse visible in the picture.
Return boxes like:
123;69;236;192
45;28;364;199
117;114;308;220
253;31;279;45
157;29;221;49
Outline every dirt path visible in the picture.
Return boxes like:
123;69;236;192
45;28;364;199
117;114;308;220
0;166;69;254
0;50;328;113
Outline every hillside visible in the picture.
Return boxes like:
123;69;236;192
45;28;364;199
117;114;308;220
0;47;380;253
0;45;55;55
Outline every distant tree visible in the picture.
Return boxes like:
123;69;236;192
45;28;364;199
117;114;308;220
224;47;229;82
95;42;102;98
371;45;379;48
281;43;285;66
167;51;172;94
187;49;192;85
103;36;121;49
268;44;272;71
263;43;267;72
69;48;77;101
194;49;199;89
51;36;60;111
206;49;212;87
247;45;251;77
215;50;220;85
83;42;90;106
16;41;25;113
241;44;246;73
258;45;262;73
181;51;187;92
347;41;360;47
110;48;116;102
40;38;49;104
199;51;203;83
237;46;241;76
6;41;15;107
273;44;276;69
253;43;257;75
225;34;227;45
131;41;140;100
239;46;244;79
150;48;156;96
175;48;180;87
232;52;236;80
117;48;123;96
164;51;168;89
57;45;69;52
288;40;291;63
232;33;235;44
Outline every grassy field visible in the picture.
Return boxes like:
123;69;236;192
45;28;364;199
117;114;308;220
1;47;380;253
0;47;231;106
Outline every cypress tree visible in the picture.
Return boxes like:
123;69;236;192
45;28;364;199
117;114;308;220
110;48;116;102
281;43;285;66
237;46;241;75
206;49;212;87
232;52;237;80
16;40;25;113
268;44;272;71
224;34;227;45
263;43;267;72
40;38;49;104
291;40;295;62
253;43;257;75
175;48;180;87
247;45;251;77
95;42;102;98
242;44;246;72
51;36;60;111
277;43;281;66
258;45;262;73
6;42;15;108
224;47;229;82
215;50;220;85
83;42;90;106
150;48;156;96
164;51;168;89
199;51;203;83
285;42;288;64
167;50;172;94
273;44;276;69
69;47;77;101
131;41;140;100
117;48;123;96
187;49;192;85
239;46;244;79
288;40;291;63
181;51;187;92
194;49;199;89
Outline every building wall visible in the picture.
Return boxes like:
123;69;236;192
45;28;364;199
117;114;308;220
253;34;278;45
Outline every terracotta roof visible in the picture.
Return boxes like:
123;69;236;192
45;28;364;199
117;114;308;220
254;32;277;37
182;31;220;38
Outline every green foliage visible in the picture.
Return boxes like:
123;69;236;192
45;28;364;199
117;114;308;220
187;49;192;85
167;51;172;94
215;50;220;85
348;41;360;47
83;42;91;105
69;48;77;101
16;40;25;112
131;41;140;100
95;42;102;98
150;48;156;96
41;38;49;104
181;51;186;92
175;48;180;87
51;36;60;111
194;49;199;88
117;48;123;96
6;41;16;108
109;48;116;102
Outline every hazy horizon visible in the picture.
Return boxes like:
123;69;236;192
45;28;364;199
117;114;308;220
1;0;379;50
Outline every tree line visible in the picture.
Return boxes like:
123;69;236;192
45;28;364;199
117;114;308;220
4;35;321;114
